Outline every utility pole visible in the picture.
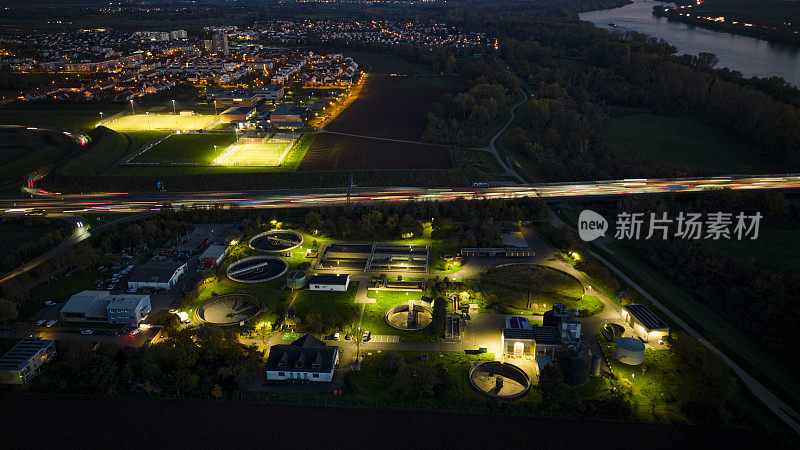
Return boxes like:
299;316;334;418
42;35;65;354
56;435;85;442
346;171;353;204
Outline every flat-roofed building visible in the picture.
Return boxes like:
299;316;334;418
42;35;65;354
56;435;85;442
307;274;350;291
621;304;669;343
127;260;187;291
60;290;111;322
219;106;256;123
106;294;151;324
269;106;306;124
199;244;228;268
502;328;536;358
0;337;56;384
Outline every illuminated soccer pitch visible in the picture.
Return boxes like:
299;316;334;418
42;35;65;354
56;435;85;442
211;134;298;166
105;114;217;131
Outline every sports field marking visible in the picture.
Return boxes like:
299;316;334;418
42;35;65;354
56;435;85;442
105;114;218;131
211;133;299;166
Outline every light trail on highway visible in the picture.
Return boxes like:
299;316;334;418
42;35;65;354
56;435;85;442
3;174;800;215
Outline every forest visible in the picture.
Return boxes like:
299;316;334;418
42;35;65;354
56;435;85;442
480;17;800;181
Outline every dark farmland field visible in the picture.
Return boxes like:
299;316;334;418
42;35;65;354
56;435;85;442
299;132;452;170
325;74;460;141
0;394;780;448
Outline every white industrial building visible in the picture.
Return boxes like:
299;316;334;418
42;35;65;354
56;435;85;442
265;334;338;382
199;244;228;267
621;304;669;343
307;274;350;291
60;290;113;322
106;295;151;324
0;337;56;385
127;260;187;290
60;290;151;324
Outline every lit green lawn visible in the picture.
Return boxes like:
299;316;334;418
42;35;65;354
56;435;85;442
361;290;436;341
347;350;506;404
291;282;360;332
599;336;689;423
132;133;236;164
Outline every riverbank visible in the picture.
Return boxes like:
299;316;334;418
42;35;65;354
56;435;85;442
579;1;800;87
653;4;800;47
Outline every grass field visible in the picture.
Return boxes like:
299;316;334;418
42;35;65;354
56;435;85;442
598;336;688;423
291;282;360;332
212;134;298;167
132;133;236;165
714;227;800;274
0;127;76;184
605;114;772;173
106;113;217;131
452;148;505;175
62;127;132;175
480;264;586;314
0;105;122;130
361;290;438;342
348;350;502;404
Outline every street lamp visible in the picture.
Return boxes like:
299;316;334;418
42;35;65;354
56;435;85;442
172;99;176;115
129;99;135;114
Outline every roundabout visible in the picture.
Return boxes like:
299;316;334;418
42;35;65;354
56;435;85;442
385;302;434;331
469;361;531;399
195;293;263;326
249;230;303;253
226;256;288;283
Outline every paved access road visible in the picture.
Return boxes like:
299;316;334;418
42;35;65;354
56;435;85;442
2;174;799;216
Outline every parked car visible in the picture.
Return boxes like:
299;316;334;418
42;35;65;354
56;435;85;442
81;329;93;335
45;320;57;327
333;332;340;341
362;331;371;341
345;333;352;340
129;328;141;335
35;319;46;326
44;301;56;306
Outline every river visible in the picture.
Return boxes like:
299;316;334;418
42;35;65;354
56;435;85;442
579;0;800;87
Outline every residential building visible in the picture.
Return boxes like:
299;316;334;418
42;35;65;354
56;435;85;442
265;334;338;382
211;31;229;56
0;337;56;385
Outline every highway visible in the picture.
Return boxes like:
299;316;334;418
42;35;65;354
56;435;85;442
2;174;799;215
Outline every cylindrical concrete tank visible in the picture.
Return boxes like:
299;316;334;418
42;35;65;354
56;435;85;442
614;337;645;365
590;353;602;376
559;342;591;386
602;323;624;342
286;270;307;290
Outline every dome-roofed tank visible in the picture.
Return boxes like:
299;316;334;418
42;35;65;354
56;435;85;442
614;337;645;365
543;303;572;328
559;342;591;386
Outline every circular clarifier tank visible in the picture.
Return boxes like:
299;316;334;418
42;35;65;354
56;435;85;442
249;230;303;253
226;256;288;283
